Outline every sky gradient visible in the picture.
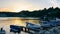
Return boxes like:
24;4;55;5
0;0;60;12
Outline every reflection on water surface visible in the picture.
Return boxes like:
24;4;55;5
0;17;40;34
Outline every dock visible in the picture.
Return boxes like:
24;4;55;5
10;25;40;34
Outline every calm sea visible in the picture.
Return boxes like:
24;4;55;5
0;17;40;34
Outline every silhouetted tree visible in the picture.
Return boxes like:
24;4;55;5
0;7;60;20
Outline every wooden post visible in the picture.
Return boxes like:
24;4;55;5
28;28;29;31
25;27;26;32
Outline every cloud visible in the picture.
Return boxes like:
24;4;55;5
48;0;60;7
0;0;60;12
0;8;11;12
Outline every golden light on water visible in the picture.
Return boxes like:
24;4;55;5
13;19;26;26
0;17;40;34
12;17;40;26
12;18;27;26
0;17;40;26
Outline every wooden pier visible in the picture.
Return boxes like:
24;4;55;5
10;25;40;34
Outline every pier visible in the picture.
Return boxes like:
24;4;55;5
10;25;40;34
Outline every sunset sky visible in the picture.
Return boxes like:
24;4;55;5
0;0;60;12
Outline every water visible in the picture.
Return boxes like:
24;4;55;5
0;17;40;34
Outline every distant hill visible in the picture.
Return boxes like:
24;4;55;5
0;7;60;20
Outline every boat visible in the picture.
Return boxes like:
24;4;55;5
26;22;41;32
40;19;60;27
10;25;23;33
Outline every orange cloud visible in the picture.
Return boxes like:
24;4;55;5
0;0;43;12
0;8;11;12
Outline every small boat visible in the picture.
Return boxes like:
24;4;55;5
26;22;40;29
40;21;51;27
26;22;41;32
40;20;60;28
10;25;23;33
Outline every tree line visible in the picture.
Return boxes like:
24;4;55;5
0;7;60;20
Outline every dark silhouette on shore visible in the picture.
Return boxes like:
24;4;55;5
0;7;60;20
